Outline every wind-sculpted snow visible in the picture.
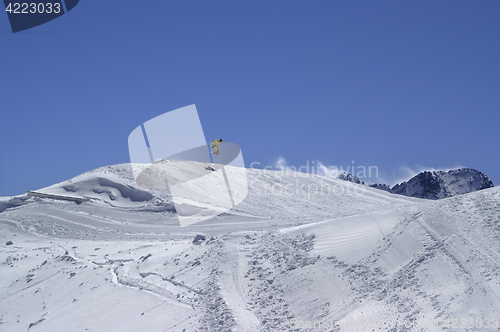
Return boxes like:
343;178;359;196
44;166;157;206
1;163;499;331
0;161;419;229
62;176;154;202
0;195;30;213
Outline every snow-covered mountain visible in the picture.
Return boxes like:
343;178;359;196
338;168;494;200
368;183;391;192
1;162;499;332
391;168;494;199
337;171;364;185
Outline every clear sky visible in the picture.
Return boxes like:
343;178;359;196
1;0;499;196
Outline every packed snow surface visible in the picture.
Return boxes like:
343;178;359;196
1;162;499;331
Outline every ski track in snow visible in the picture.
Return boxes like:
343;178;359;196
0;162;499;331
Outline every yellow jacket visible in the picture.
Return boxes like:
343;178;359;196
211;139;222;148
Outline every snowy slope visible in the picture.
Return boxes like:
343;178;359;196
1;162;499;332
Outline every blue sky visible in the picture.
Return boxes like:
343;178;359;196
1;0;499;196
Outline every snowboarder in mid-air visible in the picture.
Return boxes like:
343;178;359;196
211;139;222;156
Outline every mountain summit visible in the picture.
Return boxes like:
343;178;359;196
390;168;494;199
338;167;494;199
337;172;364;184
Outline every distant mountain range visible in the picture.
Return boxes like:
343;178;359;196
337;168;494;199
